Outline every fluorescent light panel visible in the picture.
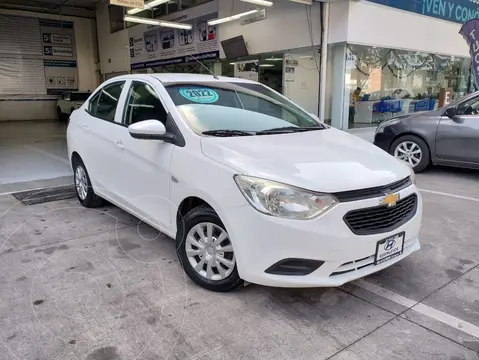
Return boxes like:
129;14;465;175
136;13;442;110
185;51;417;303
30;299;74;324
123;15;192;29
127;0;170;15
259;64;274;67
240;0;273;6
289;0;313;4
208;9;259;25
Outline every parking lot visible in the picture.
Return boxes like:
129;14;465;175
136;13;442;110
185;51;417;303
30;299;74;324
0;166;478;360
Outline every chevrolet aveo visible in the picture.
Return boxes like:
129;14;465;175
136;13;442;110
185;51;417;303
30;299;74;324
67;74;422;292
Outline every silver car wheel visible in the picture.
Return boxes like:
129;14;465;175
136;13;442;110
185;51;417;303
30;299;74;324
75;165;88;201
394;141;422;168
185;222;235;281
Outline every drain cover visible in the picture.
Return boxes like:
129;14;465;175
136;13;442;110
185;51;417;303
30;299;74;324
12;185;76;205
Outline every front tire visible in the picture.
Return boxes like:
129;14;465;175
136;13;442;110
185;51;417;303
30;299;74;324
390;135;430;172
176;206;243;292
73;159;104;208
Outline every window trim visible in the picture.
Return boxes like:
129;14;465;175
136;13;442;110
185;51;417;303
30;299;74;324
85;81;126;123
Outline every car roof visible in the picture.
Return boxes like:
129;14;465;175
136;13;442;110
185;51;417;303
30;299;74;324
106;73;259;84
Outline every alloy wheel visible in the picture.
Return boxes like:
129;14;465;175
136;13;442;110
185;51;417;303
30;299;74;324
75;165;88;200
394;141;422;168
185;222;235;281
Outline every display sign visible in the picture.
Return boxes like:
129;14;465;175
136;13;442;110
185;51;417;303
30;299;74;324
234;60;259;81
110;0;144;8
40;19;78;94
460;18;479;89
128;2;219;70
439;87;454;107
367;0;479;24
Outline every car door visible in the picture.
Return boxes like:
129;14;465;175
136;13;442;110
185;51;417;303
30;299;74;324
80;81;129;202
436;94;479;164
111;79;175;228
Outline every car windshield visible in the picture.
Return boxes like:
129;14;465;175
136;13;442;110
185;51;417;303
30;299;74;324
164;82;322;135
70;92;90;102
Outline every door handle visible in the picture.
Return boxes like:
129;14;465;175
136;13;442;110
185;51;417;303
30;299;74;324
83;125;90;132
115;140;125;150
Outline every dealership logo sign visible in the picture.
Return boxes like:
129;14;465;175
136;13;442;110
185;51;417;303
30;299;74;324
110;0;144;8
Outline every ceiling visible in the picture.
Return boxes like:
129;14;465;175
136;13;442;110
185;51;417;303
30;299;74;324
0;0;99;17
0;0;99;10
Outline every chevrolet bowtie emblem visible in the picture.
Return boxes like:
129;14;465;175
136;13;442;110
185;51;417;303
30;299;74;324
381;193;399;207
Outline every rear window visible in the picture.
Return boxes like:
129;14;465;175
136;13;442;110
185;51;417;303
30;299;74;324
70;92;90;101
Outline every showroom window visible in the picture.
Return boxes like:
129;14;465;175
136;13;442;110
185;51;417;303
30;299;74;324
343;44;475;129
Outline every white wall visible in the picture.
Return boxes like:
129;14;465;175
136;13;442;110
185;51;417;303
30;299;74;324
96;1;131;75
329;0;469;57
219;0;322;57
0;8;99;121
283;51;321;115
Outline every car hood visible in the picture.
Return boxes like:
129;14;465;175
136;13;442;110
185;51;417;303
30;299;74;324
200;128;411;193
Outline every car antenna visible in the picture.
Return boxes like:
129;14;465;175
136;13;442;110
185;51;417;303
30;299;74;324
188;54;219;80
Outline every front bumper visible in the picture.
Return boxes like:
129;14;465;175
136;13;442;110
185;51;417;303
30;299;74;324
222;184;422;288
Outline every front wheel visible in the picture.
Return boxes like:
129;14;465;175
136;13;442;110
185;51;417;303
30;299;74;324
176;206;243;292
390;135;430;172
73;159;104;208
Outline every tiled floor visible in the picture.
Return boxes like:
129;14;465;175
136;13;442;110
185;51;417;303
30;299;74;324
0;121;72;193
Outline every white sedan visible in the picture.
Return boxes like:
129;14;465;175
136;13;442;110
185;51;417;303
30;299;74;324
67;73;422;292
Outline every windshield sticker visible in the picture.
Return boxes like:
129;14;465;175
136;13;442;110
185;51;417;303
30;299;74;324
179;88;219;103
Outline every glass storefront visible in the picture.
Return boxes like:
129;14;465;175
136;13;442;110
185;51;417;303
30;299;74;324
344;44;475;129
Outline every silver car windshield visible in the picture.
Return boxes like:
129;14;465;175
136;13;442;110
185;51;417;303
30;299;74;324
164;82;322;135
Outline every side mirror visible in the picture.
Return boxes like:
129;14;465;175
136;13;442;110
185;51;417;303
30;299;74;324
128;120;174;142
445;107;457;119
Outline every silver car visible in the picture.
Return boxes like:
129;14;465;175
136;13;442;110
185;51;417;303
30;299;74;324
374;91;479;172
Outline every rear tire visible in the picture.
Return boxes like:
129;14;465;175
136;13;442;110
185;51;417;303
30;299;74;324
72;158;104;208
57;107;65;121
390;135;430;172
176;205;243;292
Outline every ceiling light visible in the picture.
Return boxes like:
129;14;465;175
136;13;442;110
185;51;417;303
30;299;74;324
265;57;282;61
240;0;273;6
259;64;274;67
159;20;192;29
124;16;192;29
288;0;313;4
208;9;259;25
124;16;161;25
298;55;313;59
127;0;169;15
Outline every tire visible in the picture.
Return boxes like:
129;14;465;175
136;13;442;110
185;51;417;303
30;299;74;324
72;158;104;208
176;205;243;292
57;107;68;121
390;135;430;172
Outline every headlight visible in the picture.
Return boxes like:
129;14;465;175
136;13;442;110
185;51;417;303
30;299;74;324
234;175;337;220
376;118;401;133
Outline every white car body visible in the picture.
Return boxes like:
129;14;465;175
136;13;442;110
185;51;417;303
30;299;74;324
67;74;422;290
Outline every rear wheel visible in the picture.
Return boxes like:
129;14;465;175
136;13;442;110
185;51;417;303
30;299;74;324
57;107;64;121
73;158;103;208
390;135;430;172
176;205;243;292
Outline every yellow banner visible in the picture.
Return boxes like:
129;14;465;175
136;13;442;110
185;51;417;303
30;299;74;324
110;0;144;8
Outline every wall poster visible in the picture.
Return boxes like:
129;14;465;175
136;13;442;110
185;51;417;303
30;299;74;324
234;60;259;81
128;2;219;70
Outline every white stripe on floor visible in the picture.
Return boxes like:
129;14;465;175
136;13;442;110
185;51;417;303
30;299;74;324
418;188;479;203
354;280;479;339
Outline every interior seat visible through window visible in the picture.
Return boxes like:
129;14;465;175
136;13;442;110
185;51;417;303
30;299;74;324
124;81;168;126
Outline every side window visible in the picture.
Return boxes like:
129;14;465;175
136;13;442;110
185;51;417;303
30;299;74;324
457;96;479;116
89;82;125;121
123;81;168;126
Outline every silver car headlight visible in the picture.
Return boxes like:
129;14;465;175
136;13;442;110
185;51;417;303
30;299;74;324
376;118;401;134
234;175;337;220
